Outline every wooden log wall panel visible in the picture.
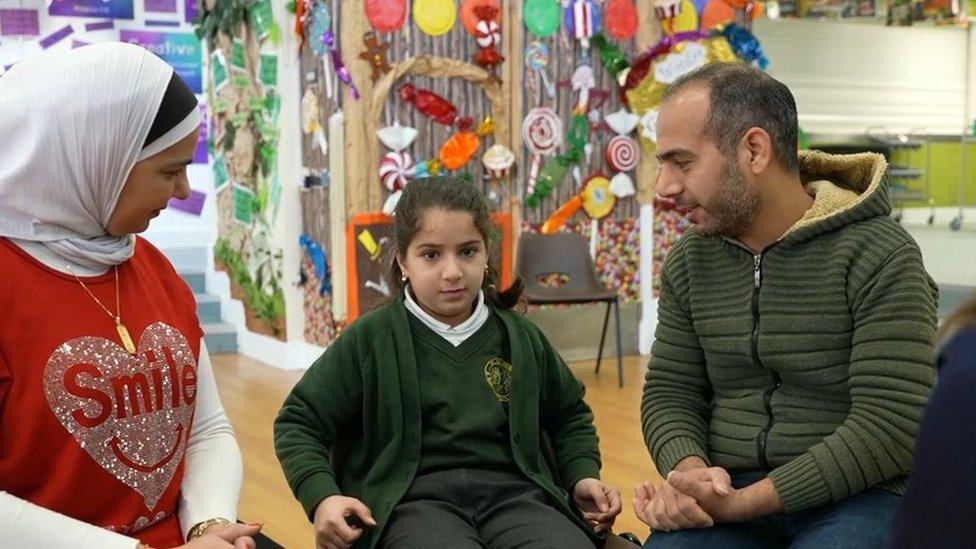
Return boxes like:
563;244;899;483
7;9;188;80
299;0;343;171
518;7;642;225
300;186;331;257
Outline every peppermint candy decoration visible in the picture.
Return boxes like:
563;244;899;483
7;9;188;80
379;151;415;191
521;107;563;155
606;135;639;172
475;18;501;47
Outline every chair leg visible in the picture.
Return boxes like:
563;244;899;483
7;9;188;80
614;298;624;388
595;300;612;374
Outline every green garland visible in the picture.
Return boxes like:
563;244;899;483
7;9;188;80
215;238;286;326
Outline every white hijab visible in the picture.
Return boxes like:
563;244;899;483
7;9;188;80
0;42;197;270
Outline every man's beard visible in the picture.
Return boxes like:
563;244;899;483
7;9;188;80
694;159;761;237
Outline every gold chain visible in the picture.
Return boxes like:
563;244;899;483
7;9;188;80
65;265;136;354
65;265;121;323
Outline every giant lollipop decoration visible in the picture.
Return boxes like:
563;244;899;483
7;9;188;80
524;0;561;37
522;107;563;199
365;0;408;33
605;0;638;40
525;42;556;99
606;135;639;172
582;175;617;219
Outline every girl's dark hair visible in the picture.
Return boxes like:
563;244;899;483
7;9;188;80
388;176;524;310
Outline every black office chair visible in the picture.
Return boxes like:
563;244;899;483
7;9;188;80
517;232;624;387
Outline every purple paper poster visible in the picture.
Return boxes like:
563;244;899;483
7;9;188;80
184;0;197;23
168;189;206;216
120;30;202;93
145;0;177;13
48;0;134;20
0;9;40;37
193;104;208;164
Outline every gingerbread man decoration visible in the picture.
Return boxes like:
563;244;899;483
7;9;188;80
358;31;391;82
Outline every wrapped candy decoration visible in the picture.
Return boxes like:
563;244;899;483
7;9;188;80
605;108;640;135
399;84;458;126
475;115;496;136
591;34;630;80
414;158;443;178
564;0;601;50
472;5;504;75
377;121;419;151
526;154;571;208
610;172;636;197
461;0;501;35
438;120;480;171
379;151;415;191
721;24;768;69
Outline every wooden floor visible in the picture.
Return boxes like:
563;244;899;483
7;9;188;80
212;353;660;548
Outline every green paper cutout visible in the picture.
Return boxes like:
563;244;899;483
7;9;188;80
211;50;229;91
259;53;277;87
214;154;229;191
233;184;255;225
231;38;247;72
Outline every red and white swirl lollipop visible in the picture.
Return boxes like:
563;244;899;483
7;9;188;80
379;151;415;192
522;108;562;196
606;135;639;172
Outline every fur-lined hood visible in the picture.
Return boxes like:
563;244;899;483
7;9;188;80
784;150;892;242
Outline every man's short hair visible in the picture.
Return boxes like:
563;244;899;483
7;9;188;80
662;63;799;174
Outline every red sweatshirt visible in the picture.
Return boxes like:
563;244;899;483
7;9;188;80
0;237;203;547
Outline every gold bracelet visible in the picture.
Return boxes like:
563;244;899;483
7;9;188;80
187;517;232;540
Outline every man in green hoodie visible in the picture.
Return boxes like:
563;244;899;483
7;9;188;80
635;63;938;548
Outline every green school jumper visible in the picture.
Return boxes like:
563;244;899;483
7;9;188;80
275;297;604;548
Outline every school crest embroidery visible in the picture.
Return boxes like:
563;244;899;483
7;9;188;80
484;357;512;403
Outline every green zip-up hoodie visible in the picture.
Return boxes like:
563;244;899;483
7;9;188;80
275;297;602;548
642;150;939;513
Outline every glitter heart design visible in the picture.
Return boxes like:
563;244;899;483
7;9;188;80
43;322;197;511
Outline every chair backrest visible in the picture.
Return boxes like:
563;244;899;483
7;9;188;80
517;233;606;300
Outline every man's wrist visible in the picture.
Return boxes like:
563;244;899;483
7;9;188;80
672;455;709;473
735;478;784;521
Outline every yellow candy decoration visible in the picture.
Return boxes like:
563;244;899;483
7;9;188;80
581;175;616;219
414;0;457;36
475;116;496;137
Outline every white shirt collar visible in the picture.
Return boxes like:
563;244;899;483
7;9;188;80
403;287;490;347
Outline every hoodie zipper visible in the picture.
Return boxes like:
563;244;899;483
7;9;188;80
729;242;781;471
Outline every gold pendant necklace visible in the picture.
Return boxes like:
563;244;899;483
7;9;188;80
66;265;137;354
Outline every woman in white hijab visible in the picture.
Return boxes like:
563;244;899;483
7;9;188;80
0;43;259;549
